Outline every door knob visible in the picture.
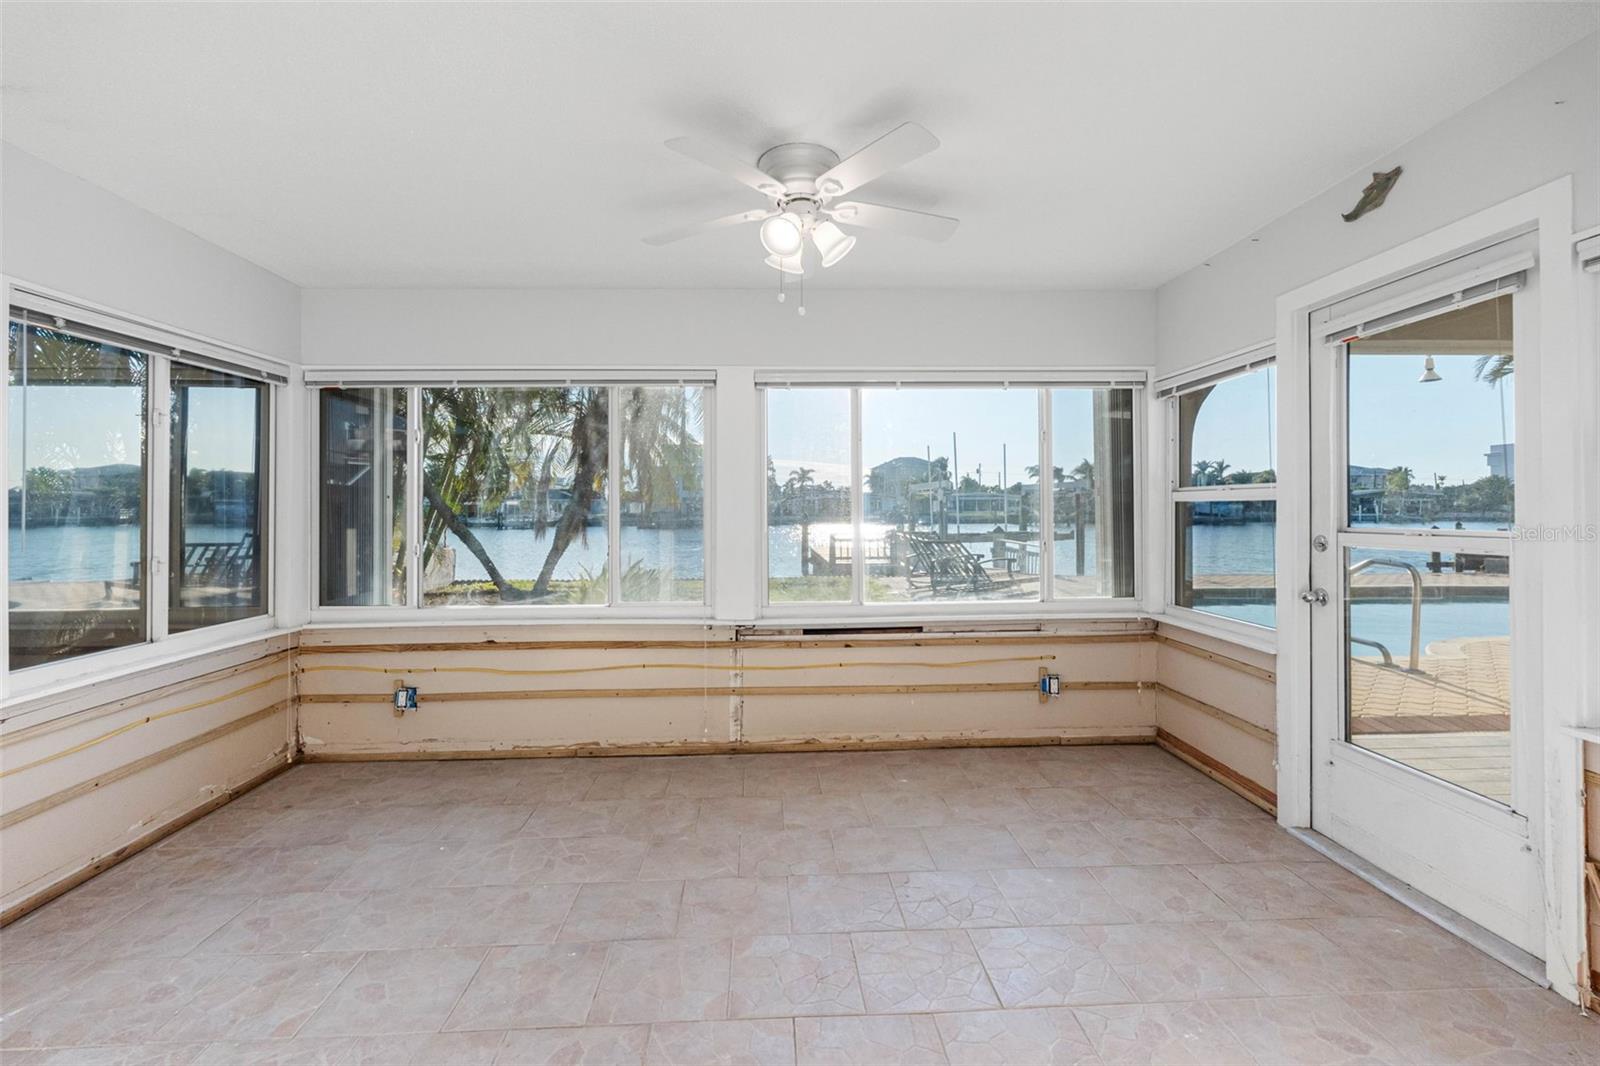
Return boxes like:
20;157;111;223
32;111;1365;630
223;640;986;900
1300;588;1329;606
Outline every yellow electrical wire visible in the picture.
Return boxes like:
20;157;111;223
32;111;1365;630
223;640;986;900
0;674;287;780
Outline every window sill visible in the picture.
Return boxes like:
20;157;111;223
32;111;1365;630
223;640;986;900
2;616;291;726
1155;605;1278;655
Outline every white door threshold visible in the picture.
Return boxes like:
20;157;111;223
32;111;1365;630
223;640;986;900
1287;827;1547;987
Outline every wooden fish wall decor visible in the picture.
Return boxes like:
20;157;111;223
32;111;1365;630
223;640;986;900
1342;166;1402;222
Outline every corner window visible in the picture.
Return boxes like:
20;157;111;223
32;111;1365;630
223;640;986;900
317;387;408;606
762;382;1139;608
1168;361;1276;628
8;308;278;674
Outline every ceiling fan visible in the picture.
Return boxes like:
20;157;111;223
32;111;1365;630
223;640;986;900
644;122;959;277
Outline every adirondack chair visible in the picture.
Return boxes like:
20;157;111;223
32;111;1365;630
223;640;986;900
901;531;1016;595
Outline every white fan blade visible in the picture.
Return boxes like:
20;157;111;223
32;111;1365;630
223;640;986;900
828;201;959;242
665;137;786;197
816;123;940;197
642;209;771;246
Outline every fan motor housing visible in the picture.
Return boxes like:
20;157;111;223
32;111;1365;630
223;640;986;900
756;142;841;197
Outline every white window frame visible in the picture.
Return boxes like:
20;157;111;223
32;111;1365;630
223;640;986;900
305;374;716;623
755;369;1148;621
1158;343;1278;646
3;281;287;702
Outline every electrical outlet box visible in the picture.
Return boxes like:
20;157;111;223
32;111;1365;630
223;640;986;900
393;684;419;714
1038;671;1061;701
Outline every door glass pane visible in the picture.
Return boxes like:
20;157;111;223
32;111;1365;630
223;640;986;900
1343;546;1511;803
1174;500;1276;627
169;364;268;632
619;385;706;603
862;387;1039;603
8;321;148;669
1347;296;1513;529
1051;387;1136;598
318;387;407;606
766;387;853;603
422;386;608;606
1177;365;1276;487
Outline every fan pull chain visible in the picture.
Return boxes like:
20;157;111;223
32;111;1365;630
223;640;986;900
798;268;806;317
777;264;786;304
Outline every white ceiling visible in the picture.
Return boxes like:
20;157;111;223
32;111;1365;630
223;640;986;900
2;2;1594;290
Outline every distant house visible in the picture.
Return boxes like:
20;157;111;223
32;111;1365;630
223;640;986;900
866;457;950;519
1486;443;1514;482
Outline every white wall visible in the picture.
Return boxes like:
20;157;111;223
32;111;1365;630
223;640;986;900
1156;34;1599;372
300;288;1155;370
2;144;301;361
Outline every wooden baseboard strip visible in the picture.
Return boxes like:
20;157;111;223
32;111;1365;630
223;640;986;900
300;680;1143;705
301;731;1159;762
1156;728;1277;813
1149;682;1276;744
0;702;290;830
0;751;293;928
1154;633;1276;683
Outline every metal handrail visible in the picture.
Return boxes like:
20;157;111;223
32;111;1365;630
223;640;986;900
1348;557;1423;671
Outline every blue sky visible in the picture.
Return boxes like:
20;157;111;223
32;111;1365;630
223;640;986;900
8;385;258;484
766;387;1103;490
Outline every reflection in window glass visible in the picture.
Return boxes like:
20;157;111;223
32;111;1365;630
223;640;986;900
422;387;609;606
169;364;268;633
1175;500;1276;627
1347;296;1513;528
1177;366;1276;487
619;386;707;603
1344;546;1511;804
1051;388;1136;598
766;388;852;603
318;387;407;606
862;388;1038;603
8;321;148;669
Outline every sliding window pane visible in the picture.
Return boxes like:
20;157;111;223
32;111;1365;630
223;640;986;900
1177;366;1276;487
766;388;852;603
169;364;269;632
862;387;1038;603
1347;296;1512;528
8;321;148;669
318;387;407;606
1051;387;1136;598
1174;500;1276;627
619;386;707;603
422;386;608;606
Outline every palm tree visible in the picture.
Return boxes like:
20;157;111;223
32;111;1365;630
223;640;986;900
785;467;816;494
1385;466;1414;494
1071;459;1095;489
420;385;701;601
1473;353;1513;385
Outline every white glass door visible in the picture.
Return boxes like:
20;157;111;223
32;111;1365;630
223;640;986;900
1308;281;1542;955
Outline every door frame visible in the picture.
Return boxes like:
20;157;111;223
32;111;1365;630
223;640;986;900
1272;178;1587;999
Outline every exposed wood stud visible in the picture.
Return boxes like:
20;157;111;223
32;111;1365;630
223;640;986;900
1156;728;1277;811
1155;632;1277;682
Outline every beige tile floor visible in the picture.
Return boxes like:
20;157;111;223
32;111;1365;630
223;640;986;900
3;745;1595;1065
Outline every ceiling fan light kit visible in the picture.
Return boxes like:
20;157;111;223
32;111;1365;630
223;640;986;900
647;122;959;312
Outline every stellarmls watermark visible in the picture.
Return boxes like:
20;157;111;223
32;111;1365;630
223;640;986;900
1508;524;1599;542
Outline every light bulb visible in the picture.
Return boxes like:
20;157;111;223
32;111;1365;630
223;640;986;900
1419;355;1442;383
811;221;856;268
759;213;803;257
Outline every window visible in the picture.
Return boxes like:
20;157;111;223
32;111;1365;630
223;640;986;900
169;364;269;633
8;307;278;674
1167;360;1276;628
618;385;706;603
316;382;709;610
763;382;1140;607
318;387;408;606
766;388;852;603
8;321;149;669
